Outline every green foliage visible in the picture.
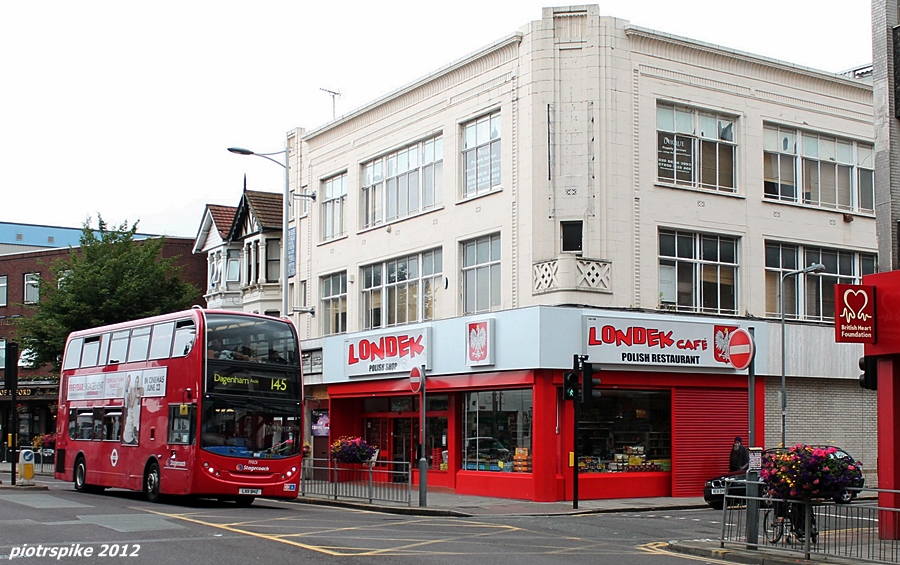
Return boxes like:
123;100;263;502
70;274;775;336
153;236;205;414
16;216;200;367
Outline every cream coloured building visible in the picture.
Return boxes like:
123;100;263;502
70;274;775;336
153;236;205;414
280;6;876;499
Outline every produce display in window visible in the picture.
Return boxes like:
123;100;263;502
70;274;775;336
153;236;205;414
578;390;671;474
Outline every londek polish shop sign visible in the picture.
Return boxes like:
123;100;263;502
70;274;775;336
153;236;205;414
584;317;742;370
345;328;431;377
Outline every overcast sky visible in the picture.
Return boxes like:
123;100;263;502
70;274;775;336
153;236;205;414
1;1;873;238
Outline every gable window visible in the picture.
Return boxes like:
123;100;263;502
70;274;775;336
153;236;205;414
322;272;347;335
361;249;443;330
561;221;583;253
462;234;501;314
0;275;6;307
208;251;222;290
362;135;443;228
463;112;501;198
657;104;735;192
659;230;738;315
765;242;876;321
764;124;874;213
322;173;347;241
24;273;40;304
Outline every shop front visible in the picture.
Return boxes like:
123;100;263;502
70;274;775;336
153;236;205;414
314;307;768;502
1;383;59;458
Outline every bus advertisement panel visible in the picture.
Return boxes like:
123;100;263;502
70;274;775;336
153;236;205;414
55;309;302;505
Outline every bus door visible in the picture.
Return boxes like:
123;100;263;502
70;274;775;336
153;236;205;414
163;403;197;493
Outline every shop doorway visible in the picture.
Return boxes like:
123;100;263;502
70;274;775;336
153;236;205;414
364;416;419;483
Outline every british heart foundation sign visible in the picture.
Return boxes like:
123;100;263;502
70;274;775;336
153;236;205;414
834;284;876;343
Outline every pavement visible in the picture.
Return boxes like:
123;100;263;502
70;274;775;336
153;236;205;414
0;462;871;564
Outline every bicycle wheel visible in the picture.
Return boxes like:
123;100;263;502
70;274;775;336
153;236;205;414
764;509;784;544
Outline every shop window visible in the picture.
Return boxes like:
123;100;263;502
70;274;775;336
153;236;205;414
463;389;532;472
577;390;671;474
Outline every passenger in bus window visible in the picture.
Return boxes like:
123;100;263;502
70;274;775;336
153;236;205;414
207;338;223;358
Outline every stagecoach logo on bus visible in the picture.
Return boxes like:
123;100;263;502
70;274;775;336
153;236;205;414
66;368;168;401
583;317;744;370
236;462;270;472
344;327;431;377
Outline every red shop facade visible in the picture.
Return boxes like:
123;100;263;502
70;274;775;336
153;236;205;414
317;307;767;502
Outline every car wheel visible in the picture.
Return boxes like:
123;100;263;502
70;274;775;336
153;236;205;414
145;461;162;503
834;489;854;504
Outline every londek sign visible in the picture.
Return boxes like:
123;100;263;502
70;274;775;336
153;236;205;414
345;328;431;377
583;316;746;370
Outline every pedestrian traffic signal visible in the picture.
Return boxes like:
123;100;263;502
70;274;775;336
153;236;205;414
563;371;579;401
4;341;18;392
859;356;878;390
581;362;601;403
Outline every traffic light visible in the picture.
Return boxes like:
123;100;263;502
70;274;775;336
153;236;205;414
581;362;601;403
859;356;878;390
563;371;579;401
4;341;18;392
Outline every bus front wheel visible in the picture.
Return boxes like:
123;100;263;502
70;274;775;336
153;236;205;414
145;461;162;503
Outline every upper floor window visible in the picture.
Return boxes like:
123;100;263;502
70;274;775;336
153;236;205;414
322;272;347;335
657;104;735;193
0;339;5;372
24;273;40;304
0;275;6;307
463;112;501;198
208;251;222;291
763;124;874;213
266;239;281;282
322;173;347;241
225;250;240;282
362;136;443;228
765;242;876;321
659;230;738;315
462;234;501;314
361;249;443;330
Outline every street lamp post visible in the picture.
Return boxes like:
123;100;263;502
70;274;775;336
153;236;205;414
779;262;825;447
228;145;315;318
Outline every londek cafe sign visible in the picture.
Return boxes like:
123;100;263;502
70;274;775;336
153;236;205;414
584;316;744;370
345;328;431;377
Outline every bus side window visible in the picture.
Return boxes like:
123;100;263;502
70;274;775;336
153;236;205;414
68;409;77;440
92;409;104;441
127;327;151;363
149;322;175;360
74;409;93;440
103;408;122;441
108;331;129;364
62;338;83;371
172;320;196;358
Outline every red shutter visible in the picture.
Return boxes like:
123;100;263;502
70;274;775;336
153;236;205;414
673;388;748;497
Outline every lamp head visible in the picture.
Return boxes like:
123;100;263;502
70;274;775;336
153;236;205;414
227;147;255;156
806;263;826;274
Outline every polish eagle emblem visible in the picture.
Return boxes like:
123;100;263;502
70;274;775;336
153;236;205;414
469;323;488;361
713;325;738;364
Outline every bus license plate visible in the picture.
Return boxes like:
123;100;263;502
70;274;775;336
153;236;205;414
711;488;725;495
239;488;262;495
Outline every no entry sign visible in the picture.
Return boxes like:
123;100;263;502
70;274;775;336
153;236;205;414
409;366;423;394
727;328;755;371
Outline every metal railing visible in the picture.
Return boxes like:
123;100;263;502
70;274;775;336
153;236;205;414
719;478;900;563
300;457;413;506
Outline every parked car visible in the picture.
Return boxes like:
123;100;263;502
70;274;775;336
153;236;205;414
703;446;865;510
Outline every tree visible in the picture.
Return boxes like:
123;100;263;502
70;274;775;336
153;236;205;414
17;216;200;367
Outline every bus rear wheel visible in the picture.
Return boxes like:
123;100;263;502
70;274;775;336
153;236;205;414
74;457;88;492
145;461;162;503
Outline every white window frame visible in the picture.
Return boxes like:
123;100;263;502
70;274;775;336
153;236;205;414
225;249;240;283
0;338;5;372
0;275;6;307
763;124;874;213
322;173;347;241
462;234;501;314
658;230;739;315
361;249;443;330
765;242;876;321
657;103;736;193
321;272;347;335
266;238;281;282
24;272;40;304
362;136;443;229
462;112;501;198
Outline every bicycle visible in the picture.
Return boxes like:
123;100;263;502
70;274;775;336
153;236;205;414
763;498;818;544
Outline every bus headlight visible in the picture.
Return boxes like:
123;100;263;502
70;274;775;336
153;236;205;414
286;471;292;477
291;466;297;473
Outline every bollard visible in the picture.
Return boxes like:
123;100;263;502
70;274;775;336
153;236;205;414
17;449;35;486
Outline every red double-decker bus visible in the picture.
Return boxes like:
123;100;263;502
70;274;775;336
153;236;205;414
54;308;302;505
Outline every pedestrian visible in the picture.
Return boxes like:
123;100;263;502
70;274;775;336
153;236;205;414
729;436;749;471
